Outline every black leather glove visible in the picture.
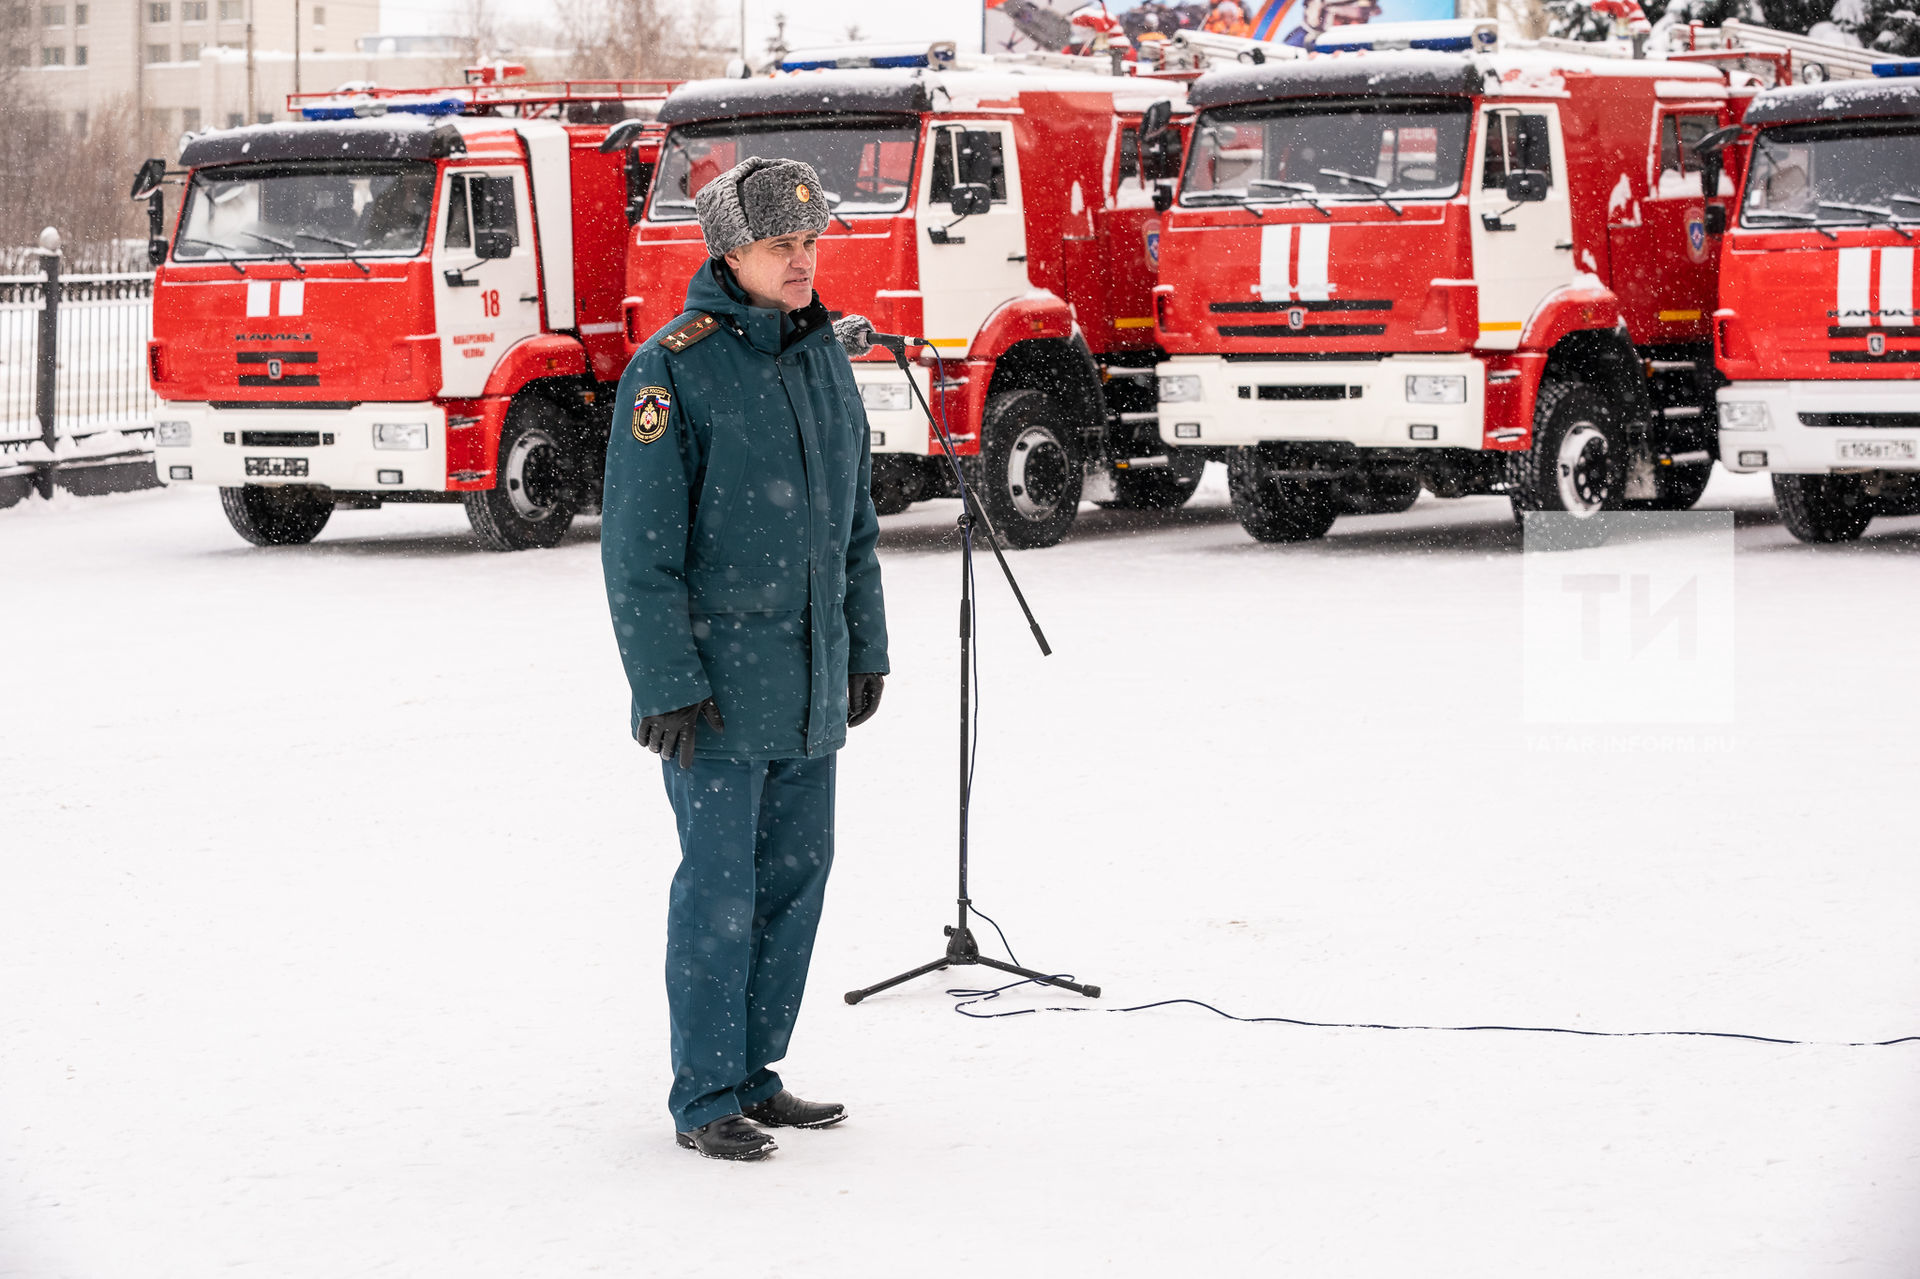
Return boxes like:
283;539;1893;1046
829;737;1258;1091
638;699;724;767
848;672;885;728
832;313;876;356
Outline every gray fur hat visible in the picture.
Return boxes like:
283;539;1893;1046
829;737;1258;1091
694;156;831;258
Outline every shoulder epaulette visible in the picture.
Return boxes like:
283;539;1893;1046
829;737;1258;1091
660;312;720;353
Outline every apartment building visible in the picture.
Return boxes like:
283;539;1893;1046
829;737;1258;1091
6;0;548;138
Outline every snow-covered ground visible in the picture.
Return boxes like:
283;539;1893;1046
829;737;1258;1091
4;471;1919;1278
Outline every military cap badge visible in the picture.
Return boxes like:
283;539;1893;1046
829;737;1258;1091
796;183;811;203
632;386;671;443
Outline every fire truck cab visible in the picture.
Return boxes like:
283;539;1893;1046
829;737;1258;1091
1153;36;1743;541
1715;64;1920;542
143;77;672;550
617;50;1190;548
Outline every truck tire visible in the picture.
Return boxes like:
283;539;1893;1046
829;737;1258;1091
977;388;1081;549
1507;381;1622;520
1340;469;1421;515
1226;449;1337;542
1625;460;1713;512
1099;452;1205;510
1774;473;1874;543
464;396;581;551
869;455;925;516
219;484;332;546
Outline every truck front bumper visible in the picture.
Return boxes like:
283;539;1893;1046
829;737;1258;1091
1156;355;1487;450
1718;381;1920;474
150;402;450;492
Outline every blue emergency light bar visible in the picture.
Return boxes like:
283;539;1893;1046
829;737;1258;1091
297;96;467;120
1871;60;1920;77
1312;19;1499;54
779;41;957;72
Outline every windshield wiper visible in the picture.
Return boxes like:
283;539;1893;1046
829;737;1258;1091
1249;180;1331;217
289;230;372;273
1182;191;1265;222
819;190;857;233
1317;168;1404;217
177;237;247;274
235;230;308;274
1745;209;1838;240
1816;201;1915;240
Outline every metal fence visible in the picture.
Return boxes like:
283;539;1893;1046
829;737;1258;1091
0;248;158;500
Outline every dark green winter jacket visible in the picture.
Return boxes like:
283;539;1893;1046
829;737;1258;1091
601;259;889;760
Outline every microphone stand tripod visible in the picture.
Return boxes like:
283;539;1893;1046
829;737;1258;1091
844;336;1100;1005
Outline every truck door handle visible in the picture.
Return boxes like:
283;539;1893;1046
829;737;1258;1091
520;293;539;303
443;269;480;288
1554;241;1574;250
1007;253;1027;262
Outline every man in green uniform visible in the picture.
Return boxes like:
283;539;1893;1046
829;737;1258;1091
601;157;890;1162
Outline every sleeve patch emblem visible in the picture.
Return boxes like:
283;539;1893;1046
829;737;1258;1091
632;387;671;443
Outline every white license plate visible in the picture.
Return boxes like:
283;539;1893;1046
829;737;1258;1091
1836;439;1917;463
245;456;310;477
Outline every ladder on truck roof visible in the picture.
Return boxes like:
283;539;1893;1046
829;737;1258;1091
1667;20;1882;86
287;72;681;121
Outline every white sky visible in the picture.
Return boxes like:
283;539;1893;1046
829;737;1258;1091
378;0;993;57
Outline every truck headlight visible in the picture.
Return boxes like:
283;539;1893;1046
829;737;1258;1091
155;421;191;447
1405;375;1467;404
860;381;911;412
1158;374;1203;403
373;422;428;450
1718;401;1771;431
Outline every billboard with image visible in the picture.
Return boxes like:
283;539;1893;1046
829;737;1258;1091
986;0;1457;56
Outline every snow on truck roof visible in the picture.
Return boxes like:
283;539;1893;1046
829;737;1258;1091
656;67;1185;127
1744;75;1920;127
180;114;467;168
1186;48;1724;111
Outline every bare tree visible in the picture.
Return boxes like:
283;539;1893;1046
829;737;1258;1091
0;67;156;270
557;0;728;80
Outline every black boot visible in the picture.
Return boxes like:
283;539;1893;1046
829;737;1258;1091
675;1115;777;1161
741;1090;847;1129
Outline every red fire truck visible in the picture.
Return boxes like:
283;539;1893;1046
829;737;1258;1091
615;49;1192;548
1714;65;1920;542
1152;37;1746;541
140;73;674;549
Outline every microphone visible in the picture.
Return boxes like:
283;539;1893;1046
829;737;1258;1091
865;331;927;355
832;314;929;358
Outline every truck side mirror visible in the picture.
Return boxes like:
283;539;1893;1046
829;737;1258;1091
1152;182;1173;214
129;158;166;201
948;182;992;218
1141;100;1172;142
1504;170;1550;203
597;118;645;154
131;158;169;266
957;130;997;189
473;175;517;259
625;155;655;225
1704;204;1727;237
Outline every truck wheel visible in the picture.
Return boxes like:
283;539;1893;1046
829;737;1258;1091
1507;382;1622;520
1774;473;1874;543
1626;461;1713;512
1099;452;1206;510
219;484;332;546
869;455;924;516
1226;449;1337;542
1339;469;1421;515
978;388;1081;549
464;396;581;552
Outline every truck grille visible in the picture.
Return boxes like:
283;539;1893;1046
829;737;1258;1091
1799;412;1920;429
241;430;326;447
1212;300;1391;340
236;350;320;387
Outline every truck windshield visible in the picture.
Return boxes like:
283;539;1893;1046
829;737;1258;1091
1743;122;1920;229
175;161;438;261
1181;101;1471;205
650;114;920;220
